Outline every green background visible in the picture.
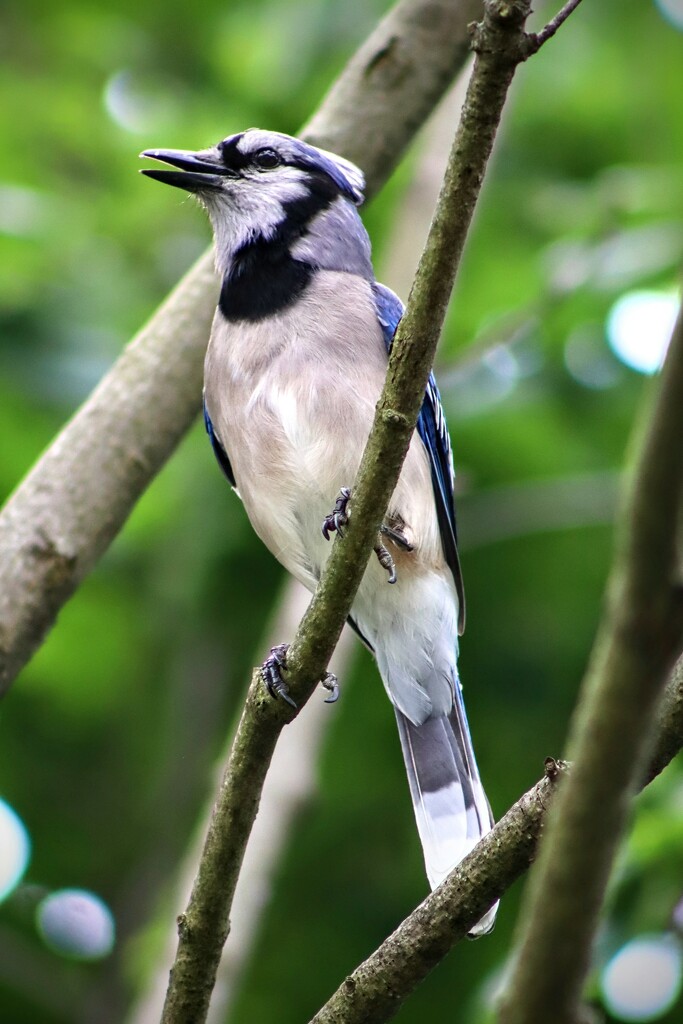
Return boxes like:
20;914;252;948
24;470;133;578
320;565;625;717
1;0;682;1021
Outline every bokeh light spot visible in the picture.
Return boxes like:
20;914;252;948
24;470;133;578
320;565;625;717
606;290;679;374
37;889;115;960
0;798;31;901
601;935;683;1021
0;185;49;238
565;326;621;389
654;0;683;31
103;69;180;134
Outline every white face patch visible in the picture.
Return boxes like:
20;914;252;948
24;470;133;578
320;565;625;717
202;164;309;274
196;128;367;276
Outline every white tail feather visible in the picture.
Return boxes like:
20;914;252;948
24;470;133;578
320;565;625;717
394;685;498;937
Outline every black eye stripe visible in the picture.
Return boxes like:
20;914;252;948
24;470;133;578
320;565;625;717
218;138;284;173
218;136;249;171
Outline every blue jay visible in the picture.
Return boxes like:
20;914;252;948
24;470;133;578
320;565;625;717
141;130;496;932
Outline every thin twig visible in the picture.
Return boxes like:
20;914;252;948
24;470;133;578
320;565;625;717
526;0;585;54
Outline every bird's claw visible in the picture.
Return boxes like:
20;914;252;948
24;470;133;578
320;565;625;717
321;672;340;704
262;647;340;707
374;541;397;584
322;487;351;540
322;492;400;583
261;643;297;708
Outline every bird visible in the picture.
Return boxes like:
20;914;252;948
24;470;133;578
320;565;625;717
141;129;496;933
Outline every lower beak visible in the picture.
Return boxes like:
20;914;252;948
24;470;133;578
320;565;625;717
139;148;229;192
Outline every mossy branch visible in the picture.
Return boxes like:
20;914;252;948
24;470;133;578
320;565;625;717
159;3;585;1022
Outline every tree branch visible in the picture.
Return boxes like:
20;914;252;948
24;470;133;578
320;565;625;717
498;304;683;1024
301;0;481;183
309;759;568;1024
122;583;356;1024
526;0;585;54
0;0;483;697
159;2;583;1021
303;654;683;1024
644;654;683;786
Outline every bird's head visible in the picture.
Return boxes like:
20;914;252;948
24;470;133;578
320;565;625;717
141;129;365;265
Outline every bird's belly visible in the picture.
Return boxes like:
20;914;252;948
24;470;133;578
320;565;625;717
229;376;374;587
204;270;443;587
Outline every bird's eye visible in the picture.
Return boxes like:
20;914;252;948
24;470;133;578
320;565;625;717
253;148;281;170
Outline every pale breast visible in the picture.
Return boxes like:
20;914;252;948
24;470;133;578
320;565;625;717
204;270;444;580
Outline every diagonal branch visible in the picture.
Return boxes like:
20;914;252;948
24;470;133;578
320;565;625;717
498;303;683;1024
159;3;584;1022
305;656;683;1024
309;760;569;1024
0;0;483;697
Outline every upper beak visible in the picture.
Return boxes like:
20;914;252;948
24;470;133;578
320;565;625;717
139;148;231;192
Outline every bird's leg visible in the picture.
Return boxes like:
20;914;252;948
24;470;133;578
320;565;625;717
261;644;341;706
374;522;413;584
323;490;409;584
380;523;414;552
374;540;397;584
261;643;297;708
322;487;351;540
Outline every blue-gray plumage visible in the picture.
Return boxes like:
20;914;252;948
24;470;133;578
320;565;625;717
141;129;496;933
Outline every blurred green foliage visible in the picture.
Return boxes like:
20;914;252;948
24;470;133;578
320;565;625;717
1;1;682;1022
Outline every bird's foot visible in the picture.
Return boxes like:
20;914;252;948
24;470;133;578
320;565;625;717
261;645;341;707
261;643;297;709
374;540;397;584
322;489;402;583
322;487;351;540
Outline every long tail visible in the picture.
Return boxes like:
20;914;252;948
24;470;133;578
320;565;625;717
394;681;497;936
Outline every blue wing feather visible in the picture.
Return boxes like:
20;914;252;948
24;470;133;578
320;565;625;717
371;283;465;634
204;401;236;488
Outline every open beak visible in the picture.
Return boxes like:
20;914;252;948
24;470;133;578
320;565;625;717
139;148;232;192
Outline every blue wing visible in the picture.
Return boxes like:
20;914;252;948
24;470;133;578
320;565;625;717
372;282;465;634
204;400;236;488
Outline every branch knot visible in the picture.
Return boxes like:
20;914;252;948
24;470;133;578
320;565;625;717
543;756;570;782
